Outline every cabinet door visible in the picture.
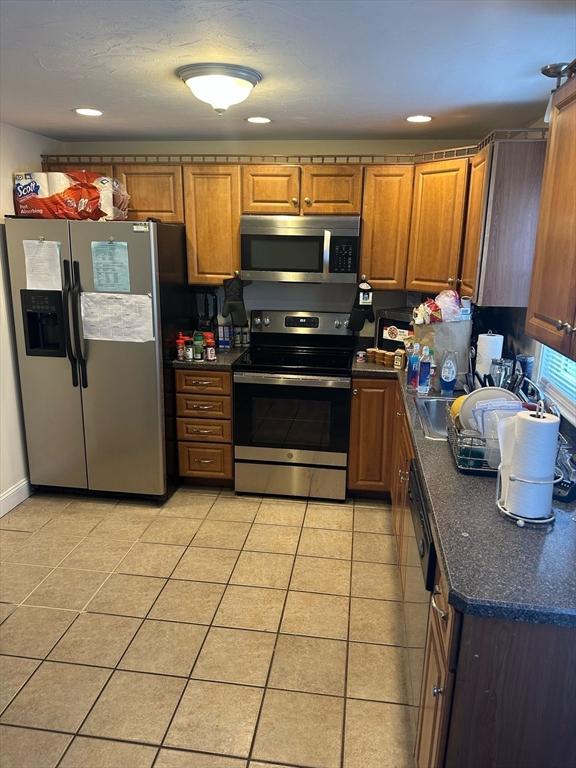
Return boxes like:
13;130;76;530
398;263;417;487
361;165;414;289
459;147;491;298
242;165;300;214
416;615;453;768
526;77;576;357
184;165;241;285
43;163;114;176
406;159;469;294
301;165;362;214
114;164;184;222
348;378;395;492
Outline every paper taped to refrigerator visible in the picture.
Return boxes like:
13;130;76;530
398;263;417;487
91;241;130;292
80;292;154;342
23;239;61;290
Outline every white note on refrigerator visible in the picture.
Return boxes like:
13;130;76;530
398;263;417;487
80;292;155;343
23;240;62;290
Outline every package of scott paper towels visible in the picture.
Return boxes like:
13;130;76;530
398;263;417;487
13;171;128;220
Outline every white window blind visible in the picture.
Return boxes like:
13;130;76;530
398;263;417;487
538;345;576;424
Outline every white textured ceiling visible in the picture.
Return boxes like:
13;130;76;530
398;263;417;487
0;0;575;141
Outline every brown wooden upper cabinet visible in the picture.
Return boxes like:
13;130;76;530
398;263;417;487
43;162;114;176
241;165;300;214
406;158;469;294
183;165;241;285
360;165;414;289
526;76;576;359
348;378;395;493
114;164;184;223
300;165;362;214
460;141;546;305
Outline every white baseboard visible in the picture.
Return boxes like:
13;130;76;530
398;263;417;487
0;478;31;517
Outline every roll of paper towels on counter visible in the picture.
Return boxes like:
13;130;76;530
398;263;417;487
499;410;560;520
476;333;504;377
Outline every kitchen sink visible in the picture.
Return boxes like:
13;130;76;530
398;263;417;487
414;396;455;441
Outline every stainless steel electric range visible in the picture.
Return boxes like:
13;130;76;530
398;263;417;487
232;310;354;500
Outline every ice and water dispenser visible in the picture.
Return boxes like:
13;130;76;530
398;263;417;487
20;290;66;357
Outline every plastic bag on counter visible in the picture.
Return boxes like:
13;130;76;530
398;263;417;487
413;318;472;379
435;289;462;322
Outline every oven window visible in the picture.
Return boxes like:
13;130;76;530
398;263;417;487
235;382;350;454
242;235;323;273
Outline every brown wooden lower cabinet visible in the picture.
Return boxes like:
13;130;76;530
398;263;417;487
176;370;233;481
348;378;396;493
178;443;232;479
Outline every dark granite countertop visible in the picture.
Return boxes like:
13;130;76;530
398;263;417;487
351;366;576;627
172;349;244;371
352;359;399;378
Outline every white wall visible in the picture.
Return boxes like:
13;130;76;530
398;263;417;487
0;122;64;513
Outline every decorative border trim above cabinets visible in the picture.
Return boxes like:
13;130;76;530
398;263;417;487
41;130;546;168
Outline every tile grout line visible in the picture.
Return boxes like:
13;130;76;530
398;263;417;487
53;490;230;768
244;498;310;766
150;490;264;767
340;502;355;768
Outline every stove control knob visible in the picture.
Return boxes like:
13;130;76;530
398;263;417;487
334;320;342;329
253;317;262;327
263;316;271;327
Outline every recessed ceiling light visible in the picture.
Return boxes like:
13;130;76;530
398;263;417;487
74;108;103;117
406;114;432;123
247;116;271;124
177;64;262;113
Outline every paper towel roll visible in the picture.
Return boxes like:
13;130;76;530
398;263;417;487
497;416;516;499
476;333;504;377
504;410;559;520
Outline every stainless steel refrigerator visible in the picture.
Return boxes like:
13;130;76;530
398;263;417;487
4;218;188;498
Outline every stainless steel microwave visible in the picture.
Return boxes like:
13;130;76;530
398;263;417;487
240;215;360;283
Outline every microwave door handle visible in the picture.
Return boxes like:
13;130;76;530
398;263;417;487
323;230;331;278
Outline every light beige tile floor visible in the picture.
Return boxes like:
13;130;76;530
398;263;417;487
0;489;416;768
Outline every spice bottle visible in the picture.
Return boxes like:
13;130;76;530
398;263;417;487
193;331;204;361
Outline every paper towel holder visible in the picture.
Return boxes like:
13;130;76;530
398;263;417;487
496;466;563;527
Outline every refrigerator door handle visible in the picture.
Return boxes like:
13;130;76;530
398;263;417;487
62;260;79;388
71;260;88;388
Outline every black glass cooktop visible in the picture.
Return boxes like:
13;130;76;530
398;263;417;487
233;346;353;377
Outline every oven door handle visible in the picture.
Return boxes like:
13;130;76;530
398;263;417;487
233;372;351;389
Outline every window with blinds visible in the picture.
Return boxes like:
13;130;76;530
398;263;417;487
537;345;576;425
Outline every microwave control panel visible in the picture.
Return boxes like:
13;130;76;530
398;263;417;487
329;238;358;274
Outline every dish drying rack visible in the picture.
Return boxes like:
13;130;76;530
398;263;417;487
446;401;567;477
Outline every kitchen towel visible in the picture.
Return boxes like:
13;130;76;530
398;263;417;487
476;333;504;377
498;410;559;520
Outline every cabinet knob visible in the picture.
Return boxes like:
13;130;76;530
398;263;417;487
563;323;574;334
555;319;565;330
291;197;298;206
432;685;444;698
352;388;358;396
447;277;455;285
396;411;405;417
304;197;312;206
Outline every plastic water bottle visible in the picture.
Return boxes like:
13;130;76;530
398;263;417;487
440;350;458;397
417;346;432;395
407;342;421;391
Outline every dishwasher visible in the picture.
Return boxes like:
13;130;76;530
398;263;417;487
402;459;437;714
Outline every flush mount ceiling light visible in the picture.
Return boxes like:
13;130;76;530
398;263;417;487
541;63;569;123
74;107;103;117
247;116;271;124
406;114;432;123
177;63;262;114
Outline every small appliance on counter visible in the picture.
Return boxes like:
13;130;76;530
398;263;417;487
232;310;354;500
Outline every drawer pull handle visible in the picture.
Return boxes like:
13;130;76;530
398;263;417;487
432;685;444;698
196;458;214;464
431;586;448;621
192;405;214;410
192;429;214;434
190;380;213;386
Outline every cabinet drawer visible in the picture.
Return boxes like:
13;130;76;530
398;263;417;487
175;370;231;395
431;566;460;670
178;442;233;479
177;418;232;443
176;393;231;419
